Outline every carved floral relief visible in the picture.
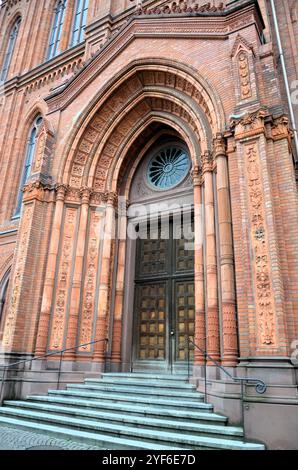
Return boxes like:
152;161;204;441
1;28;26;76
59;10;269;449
2;205;33;346
49;207;78;350
78;211;102;352
238;51;252;100
244;142;276;346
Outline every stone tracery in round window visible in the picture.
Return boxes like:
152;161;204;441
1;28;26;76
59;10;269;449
147;146;190;190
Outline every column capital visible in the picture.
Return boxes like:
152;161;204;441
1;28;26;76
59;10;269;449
213;133;227;159
201;150;214;174
22;180;53;203
55;183;68;201
103;191;118;207
270;115;293;146
230;107;270;140
191;164;203;187
80;186;93;205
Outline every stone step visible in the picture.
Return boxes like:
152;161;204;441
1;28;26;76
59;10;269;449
0;408;264;450
4;401;241;440
0;416;185;450
90;378;195;390
67;383;202;399
25;395;228;425
47;389;212;411
132;363;190;375
102;373;188;382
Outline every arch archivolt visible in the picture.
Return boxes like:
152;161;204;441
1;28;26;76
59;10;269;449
68;92;205;190
0;256;12;334
115;127;177;199
107;112;200;194
0;254;13;285
89;96;204;191
62;62;224;189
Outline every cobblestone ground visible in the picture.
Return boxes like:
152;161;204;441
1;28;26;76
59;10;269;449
0;425;106;450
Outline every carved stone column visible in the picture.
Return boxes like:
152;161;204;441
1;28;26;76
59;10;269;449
202;151;220;363
64;187;92;359
35;184;68;356
111;197;128;365
191;164;205;365
93;192;117;363
214;134;238;366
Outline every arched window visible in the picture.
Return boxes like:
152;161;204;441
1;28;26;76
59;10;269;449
14;115;43;217
0;17;21;82
71;0;89;46
47;0;67;60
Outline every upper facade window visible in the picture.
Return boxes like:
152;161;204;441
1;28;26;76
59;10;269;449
14;115;43;217
71;0;89;46
47;0;67;60
0;17;21;82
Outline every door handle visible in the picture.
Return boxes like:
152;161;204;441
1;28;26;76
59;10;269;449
170;331;175;336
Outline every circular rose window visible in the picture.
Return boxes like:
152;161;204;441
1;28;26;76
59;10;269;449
147;146;190;190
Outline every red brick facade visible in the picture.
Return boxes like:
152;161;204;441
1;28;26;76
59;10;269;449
0;0;297;449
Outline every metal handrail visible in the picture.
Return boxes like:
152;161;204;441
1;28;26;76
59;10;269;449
0;338;109;405
186;338;267;440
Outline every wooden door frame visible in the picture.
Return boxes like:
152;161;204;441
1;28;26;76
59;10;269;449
122;208;194;371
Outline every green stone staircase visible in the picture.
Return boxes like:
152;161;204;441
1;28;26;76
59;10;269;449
0;373;265;450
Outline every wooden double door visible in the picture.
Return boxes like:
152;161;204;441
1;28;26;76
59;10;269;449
133;218;195;369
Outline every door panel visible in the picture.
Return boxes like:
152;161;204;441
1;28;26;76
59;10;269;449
137;237;169;278
134;217;194;367
174;280;195;361
173;217;194;274
136;282;168;360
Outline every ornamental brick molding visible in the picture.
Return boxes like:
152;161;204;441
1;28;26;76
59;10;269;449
24;58;83;96
0;253;13;284
2;204;33;347
231;34;256;104
65;66;220;192
270;115;293;148
49;207;79;350
231;33;255;58
46;1;263;116
78;211;102;352
22;181;54;204
3;0;22;11
243;142;277;347
237;50;252;100
231;108;293;144
134;0;226;15
231;107;270;140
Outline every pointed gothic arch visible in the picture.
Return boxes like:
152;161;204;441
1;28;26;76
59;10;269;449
37;57;238;369
58;58;226;184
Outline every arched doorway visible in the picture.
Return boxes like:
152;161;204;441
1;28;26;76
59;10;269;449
120;131;195;373
38;60;238;374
